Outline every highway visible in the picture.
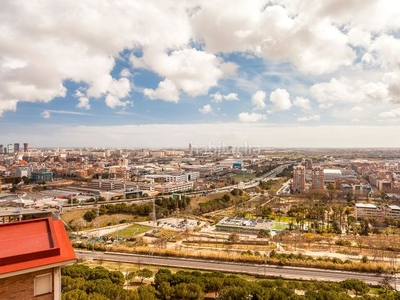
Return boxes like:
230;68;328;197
75;250;389;286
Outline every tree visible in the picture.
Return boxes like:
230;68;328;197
228;232;239;243
136;268;153;284
261;206;272;219
206;277;224;298
340;279;370;297
83;210;97;222
157;282;173;300
62;289;88;300
218;286;249;300
172;283;204;300
137;286;157;300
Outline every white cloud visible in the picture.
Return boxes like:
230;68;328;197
199;104;213;115
382;72;400;103
347;27;371;48
0;0;194;115
351;106;364;112
41;110;92;118
41;110;51;119
369;35;400;71
297;114;320;122
144;79;180;102
74;90;90;109
293;97;311;111
251;90;267;110
310;72;400;108
269;88;292;112
191;1;356;74
76;97;90;109
104;77;132;108
379;108;400;119
238;112;267;123
120;68;132;78
132;47;233;101
211;92;239;103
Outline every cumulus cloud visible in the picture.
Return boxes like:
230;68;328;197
297;114;320;122
133;47;234;101
293;97;311;111
191;1;356;74
2;0;400;130
238;112;267;122
104;78;132;108
0;0;194;115
211;92;239;103
76;97;90;109
310;74;400;108
251;90;267;110
144;79;180;102
120;68;132;78
269;88;292;112
74;90;90;109
379;108;400;119
199;104;213;115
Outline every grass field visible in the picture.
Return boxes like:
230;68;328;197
110;224;152;238
272;222;289;231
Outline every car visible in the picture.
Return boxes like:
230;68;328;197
13;210;21;214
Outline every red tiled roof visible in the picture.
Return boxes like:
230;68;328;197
0;218;76;276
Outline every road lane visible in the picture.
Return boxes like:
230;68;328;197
75;250;386;285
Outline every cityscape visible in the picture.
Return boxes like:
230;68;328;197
2;143;400;298
2;0;400;299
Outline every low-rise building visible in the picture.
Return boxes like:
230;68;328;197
154;181;194;193
0;217;76;299
216;216;273;234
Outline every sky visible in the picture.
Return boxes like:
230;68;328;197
1;0;400;149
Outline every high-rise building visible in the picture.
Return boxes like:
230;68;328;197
188;143;192;155
14;143;20;152
23;143;29;152
311;166;324;189
7;144;13;153
292;165;305;192
0;145;3;154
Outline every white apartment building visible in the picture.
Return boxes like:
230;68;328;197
154;181;194;193
145;171;200;183
15;166;32;178
355;203;400;221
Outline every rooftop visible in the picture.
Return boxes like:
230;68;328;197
0;217;76;277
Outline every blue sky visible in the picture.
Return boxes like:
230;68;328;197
1;0;400;149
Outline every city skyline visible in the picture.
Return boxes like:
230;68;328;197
1;1;400;148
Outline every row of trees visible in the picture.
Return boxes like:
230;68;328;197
62;264;400;300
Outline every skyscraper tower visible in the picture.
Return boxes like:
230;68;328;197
292;165;305;192
188;143;192;156
14;143;20;152
0;145;3;154
23;143;29;152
